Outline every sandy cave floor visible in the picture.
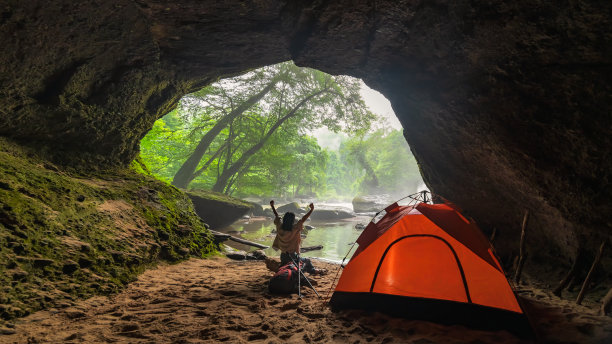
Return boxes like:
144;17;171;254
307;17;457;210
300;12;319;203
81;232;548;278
2;257;612;344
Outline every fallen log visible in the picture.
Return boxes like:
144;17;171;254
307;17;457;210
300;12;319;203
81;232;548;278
301;245;323;253
576;241;606;305
209;230;269;249
228;236;269;249
514;210;529;284
209;230;231;241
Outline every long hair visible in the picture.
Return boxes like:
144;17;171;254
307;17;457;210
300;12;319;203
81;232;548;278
281;212;295;231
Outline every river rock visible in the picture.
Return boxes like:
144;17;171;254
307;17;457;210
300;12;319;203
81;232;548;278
277;202;302;213
263;208;274;217
246;201;266;216
352;195;391;213
355;223;366;230
310;209;355;220
304;225;315;230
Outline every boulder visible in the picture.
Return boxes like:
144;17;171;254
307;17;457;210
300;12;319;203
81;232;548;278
310;209;355;220
263;208;274;217
187;190;252;229
277;202;302;214
245;201;266;216
352;195;391;213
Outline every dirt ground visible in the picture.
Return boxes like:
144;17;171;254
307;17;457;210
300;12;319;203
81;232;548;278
2;257;612;343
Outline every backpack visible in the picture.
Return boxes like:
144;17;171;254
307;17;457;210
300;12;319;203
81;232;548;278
268;262;302;294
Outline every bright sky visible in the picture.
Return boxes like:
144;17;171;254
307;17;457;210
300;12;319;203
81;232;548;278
312;80;403;151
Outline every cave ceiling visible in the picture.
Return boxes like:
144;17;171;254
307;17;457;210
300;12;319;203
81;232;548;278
0;0;610;266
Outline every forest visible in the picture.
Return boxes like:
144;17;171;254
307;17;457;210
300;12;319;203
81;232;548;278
140;62;424;201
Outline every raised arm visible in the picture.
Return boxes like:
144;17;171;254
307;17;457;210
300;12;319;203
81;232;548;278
300;203;314;223
270;200;279;218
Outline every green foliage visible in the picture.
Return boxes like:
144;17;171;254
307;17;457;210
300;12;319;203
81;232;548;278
336;129;423;197
140;62;423;200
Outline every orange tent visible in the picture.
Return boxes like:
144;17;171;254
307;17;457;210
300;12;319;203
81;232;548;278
330;201;532;336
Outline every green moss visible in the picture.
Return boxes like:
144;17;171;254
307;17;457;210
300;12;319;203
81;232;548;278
0;138;216;325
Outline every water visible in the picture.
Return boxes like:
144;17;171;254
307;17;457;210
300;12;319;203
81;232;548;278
217;215;372;263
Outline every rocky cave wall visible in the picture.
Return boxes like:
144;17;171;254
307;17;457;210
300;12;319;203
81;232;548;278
1;0;610;279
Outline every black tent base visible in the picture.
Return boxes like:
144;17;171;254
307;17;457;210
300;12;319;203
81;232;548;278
330;292;535;339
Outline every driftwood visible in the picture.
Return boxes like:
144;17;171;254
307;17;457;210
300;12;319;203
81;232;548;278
553;250;585;297
576;241;606;305
601;287;612;316
514;210;529;284
301;245;323;253
209;230;269;249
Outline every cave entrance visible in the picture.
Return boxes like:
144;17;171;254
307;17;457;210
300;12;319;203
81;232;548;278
139;61;424;205
139;61;425;262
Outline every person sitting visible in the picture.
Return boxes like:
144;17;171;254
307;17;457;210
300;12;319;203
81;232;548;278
269;200;325;274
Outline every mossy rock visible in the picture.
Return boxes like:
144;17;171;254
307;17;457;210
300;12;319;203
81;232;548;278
186;190;252;229
0;138;216;326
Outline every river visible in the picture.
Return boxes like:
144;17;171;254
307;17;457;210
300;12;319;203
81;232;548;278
216;205;373;263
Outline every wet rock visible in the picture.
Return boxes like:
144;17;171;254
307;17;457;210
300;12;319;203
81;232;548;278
310;209;354;220
352;195;390;213
355;223;366;230
304;225;315;230
246;202;266;216
277;202;302;213
242;215;251;220
62;260;79;274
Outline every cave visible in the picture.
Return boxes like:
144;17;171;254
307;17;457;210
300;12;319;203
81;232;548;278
0;0;611;338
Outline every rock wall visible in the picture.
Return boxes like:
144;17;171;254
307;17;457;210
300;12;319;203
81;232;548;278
0;0;610;279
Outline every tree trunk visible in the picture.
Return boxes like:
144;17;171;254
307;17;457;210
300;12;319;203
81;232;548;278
171;79;279;188
355;151;379;190
212;89;328;192
185;141;228;185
